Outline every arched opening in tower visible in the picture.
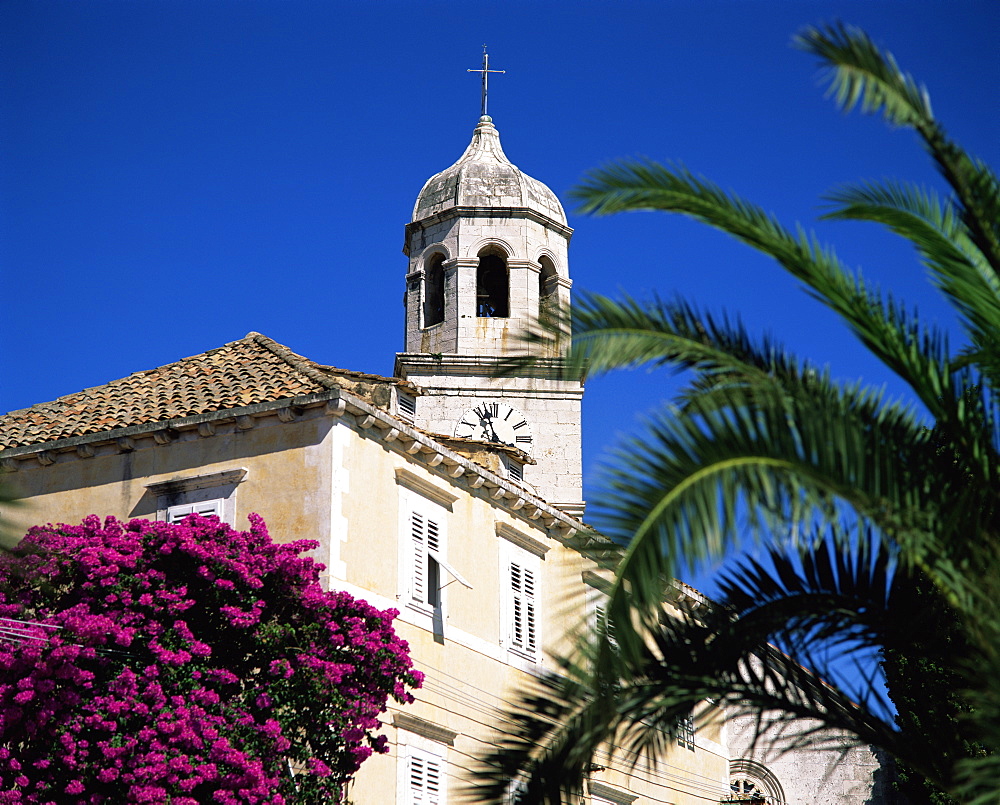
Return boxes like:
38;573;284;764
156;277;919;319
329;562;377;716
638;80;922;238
538;256;558;321
476;251;509;317
423;253;446;327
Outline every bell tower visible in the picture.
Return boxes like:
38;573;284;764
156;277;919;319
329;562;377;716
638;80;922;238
394;93;583;514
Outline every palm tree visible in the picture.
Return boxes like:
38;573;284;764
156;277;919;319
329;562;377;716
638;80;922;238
470;23;1000;805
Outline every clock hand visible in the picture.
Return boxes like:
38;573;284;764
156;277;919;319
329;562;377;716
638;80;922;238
486;417;501;442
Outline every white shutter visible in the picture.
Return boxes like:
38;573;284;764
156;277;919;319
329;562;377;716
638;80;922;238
408;752;442;805
166;499;222;524
411;512;428;605
410;511;442;609
595;604;618;650
509;561;537;656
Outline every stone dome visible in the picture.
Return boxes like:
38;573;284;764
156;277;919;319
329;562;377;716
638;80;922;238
411;115;567;226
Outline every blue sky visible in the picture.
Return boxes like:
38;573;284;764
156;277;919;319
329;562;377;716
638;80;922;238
3;1;998;586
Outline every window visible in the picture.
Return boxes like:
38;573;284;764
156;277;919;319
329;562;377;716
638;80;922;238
147;468;246;527
398;480;469;630
729;779;767;802
728;759;785;804
501;543;540;661
409;509;443;613
509;562;536;655
501;454;524;484
403;746;444;805
423;253;446;328
506;778;527;804
398;392;417;422
584;572;618;652
166;499;223;523
677;713;695;751
476;250;509;317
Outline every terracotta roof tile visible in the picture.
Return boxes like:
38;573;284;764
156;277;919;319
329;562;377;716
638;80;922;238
0;333;398;451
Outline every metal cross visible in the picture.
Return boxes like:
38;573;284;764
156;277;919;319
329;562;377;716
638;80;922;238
467;45;504;118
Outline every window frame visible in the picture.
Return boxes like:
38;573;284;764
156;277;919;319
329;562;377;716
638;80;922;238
676;712;696;751
147;468;246;527
584;571;618;653
399;743;446;805
404;500;447;618
538;255;559;319
398;487;468;631
476;250;510;318
499;540;541;663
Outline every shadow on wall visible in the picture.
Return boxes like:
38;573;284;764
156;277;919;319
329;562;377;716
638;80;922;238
866;748;911;805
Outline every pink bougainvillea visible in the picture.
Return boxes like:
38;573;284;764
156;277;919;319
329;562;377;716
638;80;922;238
0;514;422;803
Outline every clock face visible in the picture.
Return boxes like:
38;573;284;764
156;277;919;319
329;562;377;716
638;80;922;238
455;401;533;454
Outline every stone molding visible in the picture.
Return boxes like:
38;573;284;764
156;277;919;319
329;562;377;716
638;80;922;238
391;712;458;747
588;781;638;804
404;205;574;242
145;468;248;496
496;522;549;558
394;467;460;509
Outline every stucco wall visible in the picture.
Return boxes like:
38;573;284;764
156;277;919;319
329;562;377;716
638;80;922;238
4;409;334;548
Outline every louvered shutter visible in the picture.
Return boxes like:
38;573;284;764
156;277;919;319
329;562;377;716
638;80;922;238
410;511;442;608
411;512;427;605
509;561;537;655
408;752;442;805
595;604;618;649
166;499;222;524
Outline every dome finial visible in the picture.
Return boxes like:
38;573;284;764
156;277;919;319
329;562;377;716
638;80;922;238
467;45;504;118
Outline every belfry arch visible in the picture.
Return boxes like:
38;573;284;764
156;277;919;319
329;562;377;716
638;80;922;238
538;255;558;320
476;248;509;318
423;252;446;328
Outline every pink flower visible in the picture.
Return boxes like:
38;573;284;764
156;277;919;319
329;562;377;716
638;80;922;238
0;514;419;802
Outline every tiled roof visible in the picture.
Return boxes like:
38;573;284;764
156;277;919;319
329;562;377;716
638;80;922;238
0;333;407;451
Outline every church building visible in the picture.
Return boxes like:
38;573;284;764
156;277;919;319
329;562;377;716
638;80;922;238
0;88;889;803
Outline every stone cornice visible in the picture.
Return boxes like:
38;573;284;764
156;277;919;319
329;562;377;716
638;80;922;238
343;392;588;540
145;468;248;496
404;205;574;245
394;353;584;384
588;781;638;805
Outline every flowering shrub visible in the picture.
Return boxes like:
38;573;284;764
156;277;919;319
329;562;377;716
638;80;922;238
0;514;422;803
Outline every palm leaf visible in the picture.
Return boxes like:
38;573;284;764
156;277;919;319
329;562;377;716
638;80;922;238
824;180;1000;391
470;532;963;804
572;164;968;425
795;22;1000;275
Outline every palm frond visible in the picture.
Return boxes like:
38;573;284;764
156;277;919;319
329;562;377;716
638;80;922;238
793;23;930;128
470;543;940;805
572;163;967;424
479;22;1000;804
595;368;1000;629
796;22;1000;275
824;180;1000;366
